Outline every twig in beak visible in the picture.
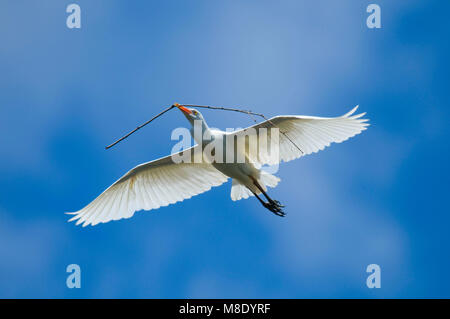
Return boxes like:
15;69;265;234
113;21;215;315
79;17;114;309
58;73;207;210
105;103;303;154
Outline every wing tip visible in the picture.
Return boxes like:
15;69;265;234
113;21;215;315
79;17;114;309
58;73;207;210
342;105;359;117
68;215;80;222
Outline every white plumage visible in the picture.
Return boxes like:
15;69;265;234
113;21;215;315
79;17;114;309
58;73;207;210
67;105;369;226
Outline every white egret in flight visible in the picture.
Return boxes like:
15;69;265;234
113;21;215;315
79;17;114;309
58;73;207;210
67;104;369;226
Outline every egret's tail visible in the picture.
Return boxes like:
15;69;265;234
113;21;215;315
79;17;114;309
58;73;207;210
230;171;280;201
259;171;280;189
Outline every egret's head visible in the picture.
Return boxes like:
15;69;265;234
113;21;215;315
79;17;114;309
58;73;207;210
175;104;204;124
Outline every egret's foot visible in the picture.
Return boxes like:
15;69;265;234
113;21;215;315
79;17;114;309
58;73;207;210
271;199;285;208
263;201;286;217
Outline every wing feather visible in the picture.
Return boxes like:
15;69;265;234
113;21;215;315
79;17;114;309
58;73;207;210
68;146;228;226
230;105;369;165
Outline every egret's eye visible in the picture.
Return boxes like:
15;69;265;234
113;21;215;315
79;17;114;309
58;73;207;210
193;110;198;115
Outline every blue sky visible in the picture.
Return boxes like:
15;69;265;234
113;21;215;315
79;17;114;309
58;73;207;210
0;0;449;298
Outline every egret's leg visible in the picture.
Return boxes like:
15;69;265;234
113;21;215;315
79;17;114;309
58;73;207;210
252;192;267;206
250;190;285;217
250;177;285;208
248;175;285;217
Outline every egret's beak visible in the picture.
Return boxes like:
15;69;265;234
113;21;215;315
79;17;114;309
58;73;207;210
177;105;192;115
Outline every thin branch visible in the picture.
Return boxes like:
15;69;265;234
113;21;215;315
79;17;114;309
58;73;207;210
105;103;304;155
105;104;176;149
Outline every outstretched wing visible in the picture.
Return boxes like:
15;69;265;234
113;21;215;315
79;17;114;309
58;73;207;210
231;105;369;166
67;146;228;227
